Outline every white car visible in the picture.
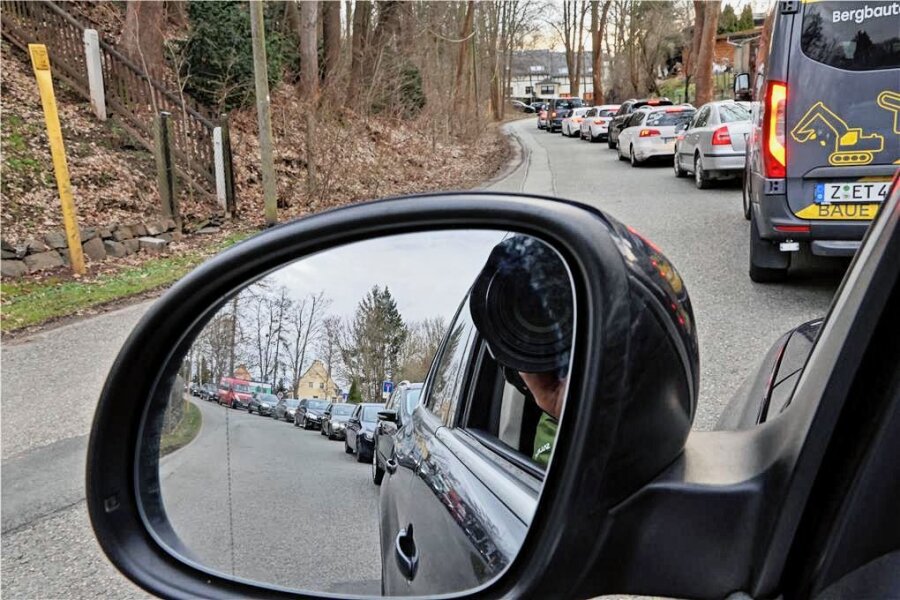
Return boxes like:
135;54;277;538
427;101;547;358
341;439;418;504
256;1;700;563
579;104;620;142
616;105;696;167
561;107;591;138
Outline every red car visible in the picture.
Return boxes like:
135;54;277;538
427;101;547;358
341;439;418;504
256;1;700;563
216;377;253;409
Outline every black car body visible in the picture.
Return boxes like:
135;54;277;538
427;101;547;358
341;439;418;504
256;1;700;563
344;403;384;463
607;97;674;148
742;0;898;282
546;98;583;132
294;399;330;430
321;403;355;439
199;383;217;401
247;392;279;416
273;397;300;422
372;382;423;485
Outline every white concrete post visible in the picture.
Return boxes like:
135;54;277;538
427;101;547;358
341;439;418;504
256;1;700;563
83;29;106;121
213;127;227;212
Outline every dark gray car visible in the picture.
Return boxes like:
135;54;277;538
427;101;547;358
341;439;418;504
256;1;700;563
742;0;898;281
247;392;279;416
273;397;300;422
321;403;356;439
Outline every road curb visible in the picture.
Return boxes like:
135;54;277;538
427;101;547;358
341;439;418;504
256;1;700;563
475;120;530;190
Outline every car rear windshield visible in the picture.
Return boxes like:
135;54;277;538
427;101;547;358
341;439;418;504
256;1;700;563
555;100;583;110
718;103;751;123
597;109;617;117
801;1;900;71
645;110;695;126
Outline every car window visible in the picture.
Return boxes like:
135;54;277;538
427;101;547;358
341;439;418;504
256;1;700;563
585;108;596;117
801;1;900;71
459;342;550;470
597;108;617;117
361;405;383;422
718;103;750;123
694;106;710;128
404;388;422;416
424;300;476;423
645;110;695;127
626;112;645;127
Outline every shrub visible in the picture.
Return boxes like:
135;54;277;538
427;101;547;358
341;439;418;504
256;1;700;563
178;1;290;111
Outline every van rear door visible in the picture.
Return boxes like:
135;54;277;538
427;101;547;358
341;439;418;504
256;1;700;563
784;1;899;223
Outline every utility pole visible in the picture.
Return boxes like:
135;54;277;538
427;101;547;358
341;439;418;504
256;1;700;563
249;0;278;226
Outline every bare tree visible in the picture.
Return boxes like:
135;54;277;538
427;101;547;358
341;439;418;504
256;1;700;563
299;0;319;194
591;0;612;103
549;1;588;97
322;0;342;83
694;0;720;105
122;1;165;77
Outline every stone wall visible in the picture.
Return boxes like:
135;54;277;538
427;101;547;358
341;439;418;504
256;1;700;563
1;217;184;278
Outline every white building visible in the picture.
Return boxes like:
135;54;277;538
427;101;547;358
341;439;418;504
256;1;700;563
509;50;612;102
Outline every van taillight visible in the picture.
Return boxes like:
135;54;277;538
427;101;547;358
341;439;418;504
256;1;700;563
764;81;787;178
712;126;732;146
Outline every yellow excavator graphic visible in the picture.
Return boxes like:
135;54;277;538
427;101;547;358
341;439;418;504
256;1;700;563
876;90;900;135
790;102;884;166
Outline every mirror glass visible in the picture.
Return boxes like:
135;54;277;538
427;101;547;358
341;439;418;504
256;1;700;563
147;230;575;596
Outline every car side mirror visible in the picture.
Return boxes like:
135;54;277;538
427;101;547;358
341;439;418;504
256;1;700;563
377;410;398;423
733;72;751;100
86;192;698;599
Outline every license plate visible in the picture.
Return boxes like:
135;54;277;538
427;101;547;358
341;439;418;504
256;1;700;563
662;137;674;143
795;202;881;220
815;182;889;204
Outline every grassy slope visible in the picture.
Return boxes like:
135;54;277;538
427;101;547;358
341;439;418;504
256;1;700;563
0;231;250;333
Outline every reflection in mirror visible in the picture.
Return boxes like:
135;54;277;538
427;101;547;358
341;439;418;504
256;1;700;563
152;230;574;596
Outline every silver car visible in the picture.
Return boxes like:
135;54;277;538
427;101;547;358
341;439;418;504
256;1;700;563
673;100;751;189
616;106;695;167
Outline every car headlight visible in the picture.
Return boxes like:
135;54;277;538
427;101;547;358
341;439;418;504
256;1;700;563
364;432;374;441
335;422;345;429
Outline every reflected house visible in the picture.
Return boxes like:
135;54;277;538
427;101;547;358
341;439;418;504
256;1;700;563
233;364;252;381
295;359;340;401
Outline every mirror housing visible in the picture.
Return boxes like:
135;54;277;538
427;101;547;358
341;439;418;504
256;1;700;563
87;192;698;599
377;409;398;423
733;72;752;101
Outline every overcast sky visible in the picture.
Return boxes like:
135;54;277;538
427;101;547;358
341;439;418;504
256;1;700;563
265;230;509;323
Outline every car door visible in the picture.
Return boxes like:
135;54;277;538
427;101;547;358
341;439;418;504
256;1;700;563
582;108;596;136
683;105;710;160
619;112;645;156
375;389;401;467
345;405;361;450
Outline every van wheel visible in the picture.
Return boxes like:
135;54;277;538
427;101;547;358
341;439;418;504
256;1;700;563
742;167;752;220
749;211;790;283
694;155;713;189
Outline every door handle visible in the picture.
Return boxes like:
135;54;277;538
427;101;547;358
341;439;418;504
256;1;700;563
394;524;418;580
385;458;398;474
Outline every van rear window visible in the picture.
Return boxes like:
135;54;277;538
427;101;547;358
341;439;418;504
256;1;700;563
801;1;900;71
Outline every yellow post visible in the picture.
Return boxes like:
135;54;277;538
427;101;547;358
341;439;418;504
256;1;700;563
28;44;85;275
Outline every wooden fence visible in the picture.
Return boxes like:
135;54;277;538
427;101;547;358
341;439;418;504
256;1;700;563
1;0;224;197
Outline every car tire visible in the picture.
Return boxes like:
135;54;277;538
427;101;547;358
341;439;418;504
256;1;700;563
590;133;599;143
617;143;627;161
694;155;712;189
608;135;617;149
345;439;353;454
749;211;790;282
630;147;640;167
356;442;368;463
373;451;385;486
742;167;752;221
673;154;687;177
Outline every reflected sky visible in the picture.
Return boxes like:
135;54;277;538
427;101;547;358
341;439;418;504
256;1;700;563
266;230;508;321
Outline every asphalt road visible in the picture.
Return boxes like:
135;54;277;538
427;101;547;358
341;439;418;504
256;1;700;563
159;398;381;594
0;117;842;598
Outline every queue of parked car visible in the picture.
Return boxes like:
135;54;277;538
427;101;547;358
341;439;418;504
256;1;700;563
537;95;753;190
196;379;427;484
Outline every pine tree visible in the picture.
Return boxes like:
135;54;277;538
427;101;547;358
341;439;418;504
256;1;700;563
718;5;738;34
737;5;754;31
347;379;363;404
